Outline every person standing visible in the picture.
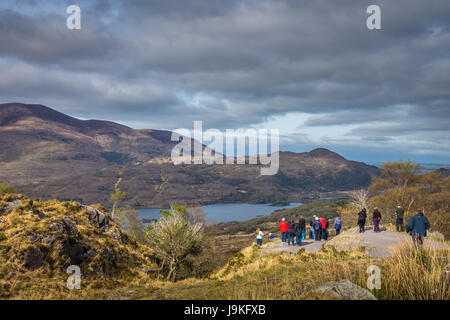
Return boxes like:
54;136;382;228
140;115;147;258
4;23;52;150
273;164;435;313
256;228;264;246
299;216;306;240
406;209;430;246
309;215;317;240
279;218;288;243
322;218;329;240
395;205;405;232
373;208;382;232
334;215;342;235
287;220;295;245
358;208;367;233
313;217;322;241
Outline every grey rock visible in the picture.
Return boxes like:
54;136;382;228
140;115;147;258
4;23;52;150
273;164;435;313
49;222;64;233
430;231;445;240
22;247;45;270
314;279;377;300
86;249;98;257
61;216;80;237
50;216;80;237
107;228;122;244
0;200;22;215
28;233;41;243
43;235;56;245
82;205;110;230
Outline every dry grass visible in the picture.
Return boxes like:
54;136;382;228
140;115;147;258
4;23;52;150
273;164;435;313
378;240;449;300
143;238;449;300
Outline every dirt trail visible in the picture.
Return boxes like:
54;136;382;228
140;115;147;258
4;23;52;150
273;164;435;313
263;229;449;258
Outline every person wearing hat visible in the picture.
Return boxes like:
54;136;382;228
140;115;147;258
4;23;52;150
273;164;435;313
279;218;288;243
395;205;405;232
313;217;322;241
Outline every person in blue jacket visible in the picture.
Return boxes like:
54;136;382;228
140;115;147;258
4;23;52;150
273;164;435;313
406;209;430;246
334;215;342;235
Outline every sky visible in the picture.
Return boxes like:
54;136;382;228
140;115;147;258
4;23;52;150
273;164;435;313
0;0;449;163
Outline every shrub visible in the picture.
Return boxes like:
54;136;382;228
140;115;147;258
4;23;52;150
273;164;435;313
0;183;16;195
144;209;204;281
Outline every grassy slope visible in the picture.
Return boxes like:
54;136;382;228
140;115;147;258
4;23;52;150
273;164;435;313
141;233;449;300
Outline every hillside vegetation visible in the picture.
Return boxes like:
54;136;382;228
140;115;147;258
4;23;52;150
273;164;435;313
0;193;157;299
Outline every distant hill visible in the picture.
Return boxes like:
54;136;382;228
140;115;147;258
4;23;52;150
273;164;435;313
0;103;380;207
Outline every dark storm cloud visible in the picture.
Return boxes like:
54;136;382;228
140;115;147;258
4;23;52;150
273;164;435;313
0;0;449;161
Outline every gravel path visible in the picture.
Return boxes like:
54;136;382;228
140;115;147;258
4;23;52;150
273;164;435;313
262;229;449;258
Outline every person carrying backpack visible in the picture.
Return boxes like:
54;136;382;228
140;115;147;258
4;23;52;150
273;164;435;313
373;208;382;232
286;220;295;245
334;215;342;235
395;205;405;232
313;217;322;241
256;228;264;246
358;208;367;233
279;218;288;243
406;209;430;246
294;219;303;246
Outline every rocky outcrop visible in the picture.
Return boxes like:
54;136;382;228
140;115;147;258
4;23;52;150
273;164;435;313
0;194;156;282
82;205;110;230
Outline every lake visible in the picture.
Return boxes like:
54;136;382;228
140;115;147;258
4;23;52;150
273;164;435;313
139;202;303;224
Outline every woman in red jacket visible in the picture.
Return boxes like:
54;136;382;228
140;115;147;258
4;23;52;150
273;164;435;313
279;218;288;243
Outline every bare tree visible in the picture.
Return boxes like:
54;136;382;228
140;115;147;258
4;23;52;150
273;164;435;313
186;206;206;225
349;189;372;213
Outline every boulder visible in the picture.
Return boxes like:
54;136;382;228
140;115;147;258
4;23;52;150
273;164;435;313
430;231;445;241
50;216;80;237
0;200;22;215
314;280;377;300
22;247;45;270
61;216;80;237
82;205;110;230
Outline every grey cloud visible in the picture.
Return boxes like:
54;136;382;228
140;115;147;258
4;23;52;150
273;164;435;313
0;0;449;161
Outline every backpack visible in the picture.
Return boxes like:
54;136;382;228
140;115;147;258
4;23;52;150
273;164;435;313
313;220;321;230
287;225;295;235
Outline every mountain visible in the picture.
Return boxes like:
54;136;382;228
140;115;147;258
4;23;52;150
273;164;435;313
0;103;380;207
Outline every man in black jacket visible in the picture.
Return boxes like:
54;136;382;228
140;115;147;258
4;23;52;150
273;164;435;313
297;217;306;245
395;205;405;232
358;208;367;233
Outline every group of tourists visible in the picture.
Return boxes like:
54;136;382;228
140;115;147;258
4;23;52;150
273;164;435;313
255;204;431;247
309;215;330;241
356;204;431;245
278;217;306;246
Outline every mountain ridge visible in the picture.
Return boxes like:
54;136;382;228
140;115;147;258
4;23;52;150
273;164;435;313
0;103;380;207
